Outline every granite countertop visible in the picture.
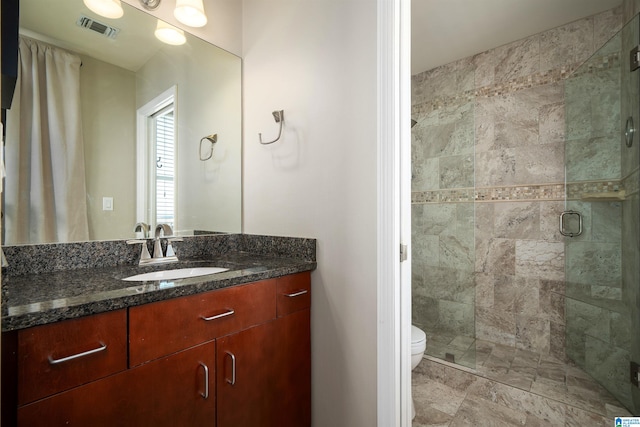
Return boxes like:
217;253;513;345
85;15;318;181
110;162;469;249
2;252;316;332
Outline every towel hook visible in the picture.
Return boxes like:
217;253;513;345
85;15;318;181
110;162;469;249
199;134;217;161
259;110;284;145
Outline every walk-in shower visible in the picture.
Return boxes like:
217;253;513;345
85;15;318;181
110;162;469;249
411;5;640;416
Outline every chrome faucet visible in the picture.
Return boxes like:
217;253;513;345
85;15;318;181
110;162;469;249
134;222;150;239
153;224;173;259
126;223;181;266
152;223;182;263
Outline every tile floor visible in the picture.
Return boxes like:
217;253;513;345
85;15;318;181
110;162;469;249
423;331;477;368
413;338;634;426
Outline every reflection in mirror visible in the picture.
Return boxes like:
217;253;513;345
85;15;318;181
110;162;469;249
137;85;179;230
2;0;242;245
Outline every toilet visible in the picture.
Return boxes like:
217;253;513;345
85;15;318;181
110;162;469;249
411;325;427;420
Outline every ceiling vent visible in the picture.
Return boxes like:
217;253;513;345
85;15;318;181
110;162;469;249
76;15;120;39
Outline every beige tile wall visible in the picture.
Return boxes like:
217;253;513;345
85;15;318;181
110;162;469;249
411;6;625;361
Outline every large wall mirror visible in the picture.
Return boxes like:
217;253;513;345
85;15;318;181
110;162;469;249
2;0;242;245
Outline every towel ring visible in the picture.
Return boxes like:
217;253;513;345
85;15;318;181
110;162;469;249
199;134;217;161
259;110;284;145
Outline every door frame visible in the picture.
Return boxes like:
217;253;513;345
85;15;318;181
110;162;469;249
135;85;178;228
377;0;412;425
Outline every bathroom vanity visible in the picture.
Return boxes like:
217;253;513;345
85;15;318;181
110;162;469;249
1;235;315;427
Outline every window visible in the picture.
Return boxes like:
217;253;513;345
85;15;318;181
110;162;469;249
136;85;178;231
152;104;175;229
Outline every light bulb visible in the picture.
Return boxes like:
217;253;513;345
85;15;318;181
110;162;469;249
155;20;186;45
174;0;207;28
83;0;124;19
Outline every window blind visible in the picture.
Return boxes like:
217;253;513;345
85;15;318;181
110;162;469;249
155;109;175;228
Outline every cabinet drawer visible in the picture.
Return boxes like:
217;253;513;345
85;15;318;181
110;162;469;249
17;309;127;405
18;341;216;427
276;272;311;317
129;279;276;366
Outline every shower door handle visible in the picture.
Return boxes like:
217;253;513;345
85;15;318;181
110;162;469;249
559;210;583;237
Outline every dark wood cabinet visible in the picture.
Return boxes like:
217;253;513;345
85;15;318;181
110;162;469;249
217;319;279;427
4;272;311;427
17;309;128;405
272;309;312;426
217;309;311;427
276;271;311;317
18;341;216;427
217;308;311;427
129;279;277;366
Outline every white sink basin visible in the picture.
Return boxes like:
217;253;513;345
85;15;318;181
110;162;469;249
123;267;229;282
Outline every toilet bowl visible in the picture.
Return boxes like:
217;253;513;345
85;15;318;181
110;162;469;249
411;325;426;369
411;325;426;420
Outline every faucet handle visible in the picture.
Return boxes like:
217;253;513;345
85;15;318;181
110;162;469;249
166;237;183;258
1;247;8;268
126;239;152;263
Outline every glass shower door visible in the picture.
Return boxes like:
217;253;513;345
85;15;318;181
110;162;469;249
563;14;640;414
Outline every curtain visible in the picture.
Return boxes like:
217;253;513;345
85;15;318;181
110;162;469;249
5;37;89;244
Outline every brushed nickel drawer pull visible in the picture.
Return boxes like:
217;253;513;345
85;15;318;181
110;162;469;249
225;351;236;385
284;289;308;298
48;342;107;365
200;308;235;321
199;362;209;399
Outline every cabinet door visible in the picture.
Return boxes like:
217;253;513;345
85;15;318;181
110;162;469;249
217;320;277;427
18;341;216;427
271;309;311;427
217;309;310;427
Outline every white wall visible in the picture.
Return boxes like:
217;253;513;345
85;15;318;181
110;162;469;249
122;0;242;57
242;1;379;425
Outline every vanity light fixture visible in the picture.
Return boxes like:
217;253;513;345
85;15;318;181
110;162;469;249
154;20;186;45
174;0;208;27
83;0;124;19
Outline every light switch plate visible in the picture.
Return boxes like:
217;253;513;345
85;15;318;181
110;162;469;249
103;197;113;211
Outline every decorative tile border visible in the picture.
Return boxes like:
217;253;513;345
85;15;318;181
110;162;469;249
411;53;620;117
411;93;475;117
412;183;563;204
411;188;474;203
566;180;623;200
476;184;565;202
412;178;633;204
